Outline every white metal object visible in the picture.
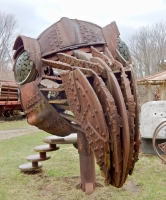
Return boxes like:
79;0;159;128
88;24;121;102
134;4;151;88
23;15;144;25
43;133;77;144
140;101;166;139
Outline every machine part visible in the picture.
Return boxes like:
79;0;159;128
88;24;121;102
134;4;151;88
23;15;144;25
102;21;120;58
43;133;77;144
13;17;140;194
61;68;111;185
92;74;122;187
13;36;42;78
20;81;75;136
37;17;106;57
57;53;106;77
77;131;96;194
20;140;59;173
90;55;130;187
19;162;42;172
91;47;138;186
153;121;166;162
128;65;141;175
14;51;37;85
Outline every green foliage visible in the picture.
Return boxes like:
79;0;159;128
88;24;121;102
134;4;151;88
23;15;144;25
0;119;28;130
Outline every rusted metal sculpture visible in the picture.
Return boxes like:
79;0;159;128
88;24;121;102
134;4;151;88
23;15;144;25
0;79;22;118
13;17;140;194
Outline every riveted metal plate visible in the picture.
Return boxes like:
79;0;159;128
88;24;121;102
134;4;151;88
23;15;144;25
61;69;111;185
12;17;140;192
158;142;166;154
57;53;106;77
90;56;130;187
102;21;120;58
37;17;106;58
91;46;136;181
92;74;122;187
128;65;141;175
20;81;75;136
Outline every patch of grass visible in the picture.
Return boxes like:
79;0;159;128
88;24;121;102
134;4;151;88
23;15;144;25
0;121;166;199
0;119;29;130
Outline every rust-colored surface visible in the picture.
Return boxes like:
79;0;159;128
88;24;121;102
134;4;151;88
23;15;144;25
20;81;75;136
158;142;166;154
77;131;96;194
153;121;166;163
37;17;105;57
90;49;130;187
127;65;141;175
102;21;120;58
61;69;111;185
0;79;22;117
13;17;140;194
92;74;122;187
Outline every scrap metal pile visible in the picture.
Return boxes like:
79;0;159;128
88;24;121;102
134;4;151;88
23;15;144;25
13;17;140;191
0;79;21;118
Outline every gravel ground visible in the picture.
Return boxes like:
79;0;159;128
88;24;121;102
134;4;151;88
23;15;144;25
0;126;42;140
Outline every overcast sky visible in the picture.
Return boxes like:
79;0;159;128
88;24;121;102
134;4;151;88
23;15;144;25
1;0;166;43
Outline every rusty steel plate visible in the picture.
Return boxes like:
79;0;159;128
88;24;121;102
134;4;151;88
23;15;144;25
92;74;122;187
127;65;141;175
91;46;136;181
61;69;111;185
37;17;106;58
20;81;75;136
110;62;136;179
90;56;130;187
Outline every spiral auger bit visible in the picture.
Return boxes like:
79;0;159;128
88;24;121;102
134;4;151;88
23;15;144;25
13;17;140;194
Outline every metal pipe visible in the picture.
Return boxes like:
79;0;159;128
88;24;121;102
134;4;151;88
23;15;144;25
77;131;96;195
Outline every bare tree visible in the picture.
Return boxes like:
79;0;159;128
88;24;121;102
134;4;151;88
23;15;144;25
128;20;166;78
0;11;18;79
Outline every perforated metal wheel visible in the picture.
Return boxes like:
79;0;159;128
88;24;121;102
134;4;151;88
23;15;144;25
14;51;37;85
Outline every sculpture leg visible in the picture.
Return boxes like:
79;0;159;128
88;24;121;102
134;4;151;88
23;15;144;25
77;131;96;195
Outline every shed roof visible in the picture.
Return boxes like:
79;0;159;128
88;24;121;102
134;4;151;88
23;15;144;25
137;70;166;84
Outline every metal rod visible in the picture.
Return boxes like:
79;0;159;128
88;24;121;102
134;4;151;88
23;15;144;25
0;97;18;100
39;152;46;159
39;87;65;92
32;162;38;167
49;144;58;149
77;131;96;194
42;75;62;81
0;91;18;95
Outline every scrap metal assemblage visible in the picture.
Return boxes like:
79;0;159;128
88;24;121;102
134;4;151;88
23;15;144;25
12;17;141;194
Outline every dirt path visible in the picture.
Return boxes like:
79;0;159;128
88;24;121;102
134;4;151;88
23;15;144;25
0;126;42;140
